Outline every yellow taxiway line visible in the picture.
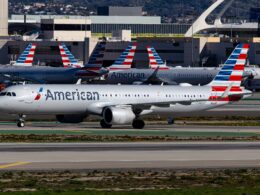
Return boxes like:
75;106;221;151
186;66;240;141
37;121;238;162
0;162;30;169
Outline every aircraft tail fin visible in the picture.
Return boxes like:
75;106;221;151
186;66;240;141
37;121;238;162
147;46;168;70
109;43;137;71
208;43;250;101
14;43;37;66
59;43;83;68
84;42;106;71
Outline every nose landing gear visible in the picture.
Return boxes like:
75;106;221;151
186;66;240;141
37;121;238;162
17;114;26;128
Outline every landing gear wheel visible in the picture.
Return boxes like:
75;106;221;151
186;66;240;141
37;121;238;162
17;121;25;128
132;119;145;129
167;117;175;125
17;114;26;128
100;119;112;129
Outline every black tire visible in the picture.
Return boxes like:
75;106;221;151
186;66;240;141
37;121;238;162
17;121;25;128
167;117;175;125
132;119;145;129
100;119;112;129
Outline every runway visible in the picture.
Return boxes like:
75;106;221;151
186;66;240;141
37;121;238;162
1;142;260;170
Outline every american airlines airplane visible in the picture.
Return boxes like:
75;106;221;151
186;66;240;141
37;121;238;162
95;45;258;86
0;43;107;88
0;44;251;128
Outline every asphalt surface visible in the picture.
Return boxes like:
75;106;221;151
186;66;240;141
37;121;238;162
1;142;260;170
0;122;259;134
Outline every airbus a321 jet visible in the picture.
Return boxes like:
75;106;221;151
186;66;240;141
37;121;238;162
0;44;252;128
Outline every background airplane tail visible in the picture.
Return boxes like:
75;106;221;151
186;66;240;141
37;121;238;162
208;43;250;101
59;43;83;68
108;43;137;71
147;46;168;70
14;43;37;66
84;42;106;71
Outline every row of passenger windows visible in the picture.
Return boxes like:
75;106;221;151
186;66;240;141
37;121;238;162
101;94;150;98
0;92;16;97
100;94;206;98
165;94;206;98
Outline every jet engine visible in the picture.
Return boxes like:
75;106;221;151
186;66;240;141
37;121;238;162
103;107;136;125
56;114;87;123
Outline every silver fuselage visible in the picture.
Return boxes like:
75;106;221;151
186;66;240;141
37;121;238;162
0;84;250;117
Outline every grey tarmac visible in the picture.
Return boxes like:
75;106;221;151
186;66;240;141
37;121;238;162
1;142;260;170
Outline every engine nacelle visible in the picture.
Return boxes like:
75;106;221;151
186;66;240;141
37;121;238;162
56;114;87;123
103;107;136;125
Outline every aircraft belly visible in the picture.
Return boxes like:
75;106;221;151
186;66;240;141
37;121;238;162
150;101;226;114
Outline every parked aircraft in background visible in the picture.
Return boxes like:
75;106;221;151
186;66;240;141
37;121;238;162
0;43;107;88
92;44;258;88
0;44;251;128
0;42;259;91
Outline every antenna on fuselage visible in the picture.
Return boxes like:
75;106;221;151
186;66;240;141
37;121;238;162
76;79;82;85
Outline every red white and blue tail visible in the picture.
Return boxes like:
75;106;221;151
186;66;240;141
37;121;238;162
14;43;37;66
108;43;137;71
84;42;106;71
59;43;83;68
209;43;250;101
147;46;169;70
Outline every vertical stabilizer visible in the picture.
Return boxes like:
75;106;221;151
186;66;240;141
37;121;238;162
59;43;83;68
108;43;137;71
147;46;168;70
14;43;37;66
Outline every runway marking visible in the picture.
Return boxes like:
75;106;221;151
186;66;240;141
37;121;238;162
0;162;31;169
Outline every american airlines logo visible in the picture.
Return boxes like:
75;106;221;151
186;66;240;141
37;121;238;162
111;72;145;79
46;89;100;101
34;87;43;101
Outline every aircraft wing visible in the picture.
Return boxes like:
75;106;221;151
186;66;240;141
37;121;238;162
93;98;209;113
138;67;177;85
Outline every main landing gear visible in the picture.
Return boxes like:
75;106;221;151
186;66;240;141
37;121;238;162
100;119;112;129
100;119;145;129
132;119;145;129
17;114;26;128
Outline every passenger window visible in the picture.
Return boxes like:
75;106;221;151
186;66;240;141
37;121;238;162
12;92;16;97
7;92;11;96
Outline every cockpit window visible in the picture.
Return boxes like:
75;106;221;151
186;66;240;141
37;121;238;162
0;92;6;96
0;92;16;97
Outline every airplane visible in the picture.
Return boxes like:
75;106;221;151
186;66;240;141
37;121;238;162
11;43;37;66
0;44;251;128
92;44;258;87
58;43;83;68
0;42;108;88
